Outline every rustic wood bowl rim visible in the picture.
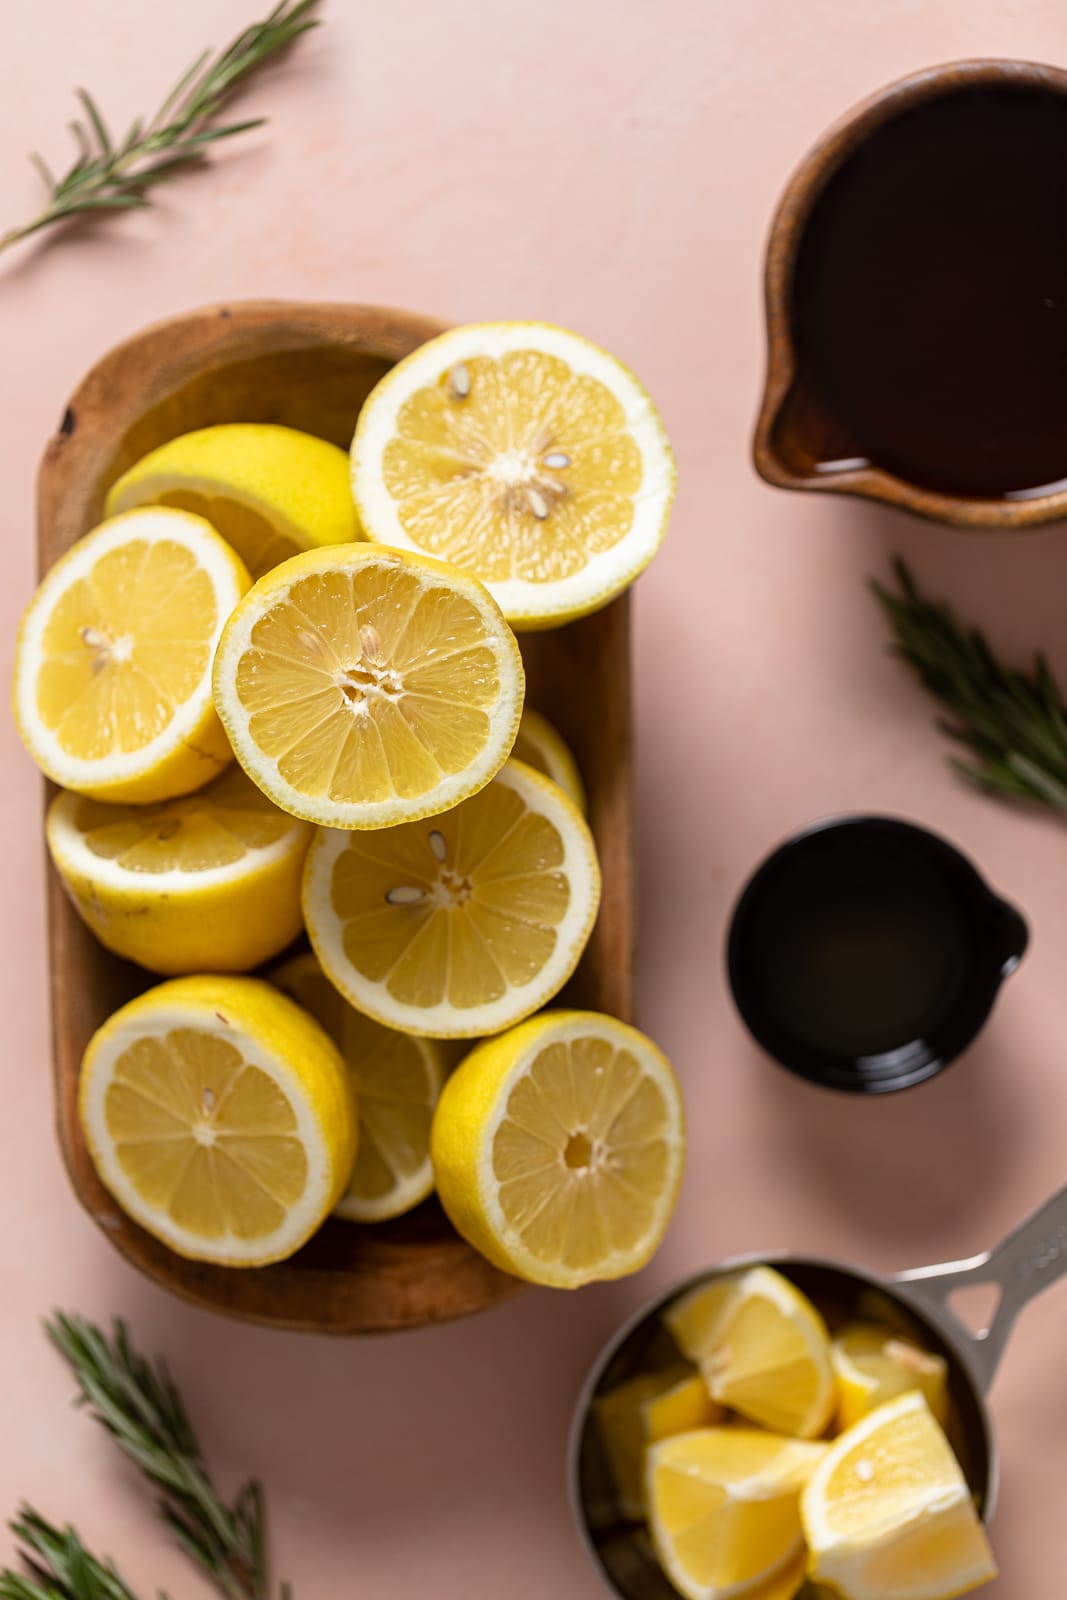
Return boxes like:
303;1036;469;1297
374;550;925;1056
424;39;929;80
752;57;1067;529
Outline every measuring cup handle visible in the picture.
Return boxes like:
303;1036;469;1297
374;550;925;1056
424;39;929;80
895;1182;1067;1393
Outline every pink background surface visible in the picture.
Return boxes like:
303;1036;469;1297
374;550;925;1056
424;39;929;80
2;2;1066;1594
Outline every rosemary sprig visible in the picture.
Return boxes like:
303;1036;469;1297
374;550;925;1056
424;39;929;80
873;559;1067;810
0;0;319;257
0;1507;148;1600
45;1314;289;1600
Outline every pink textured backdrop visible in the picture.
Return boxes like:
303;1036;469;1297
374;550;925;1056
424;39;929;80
2;2;1066;1594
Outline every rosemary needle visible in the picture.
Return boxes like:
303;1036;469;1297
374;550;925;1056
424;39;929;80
0;0;320;257
873;558;1067;811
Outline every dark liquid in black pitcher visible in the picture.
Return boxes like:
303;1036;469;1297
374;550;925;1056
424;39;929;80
727;818;1029;1092
792;84;1067;497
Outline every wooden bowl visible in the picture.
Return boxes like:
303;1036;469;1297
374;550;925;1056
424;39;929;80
752;58;1067;529
37;301;635;1335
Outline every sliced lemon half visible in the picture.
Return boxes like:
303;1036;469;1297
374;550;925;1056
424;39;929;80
212;543;525;830
79;975;357;1266
105;423;361;580
272;952;449;1222
430;1009;685;1287
350;321;676;628
801;1391;997;1600
665;1266;836;1438
46;767;312;976
14;508;249;802
511;707;586;813
832;1323;950;1432
303;760;600;1037
646;1427;826;1600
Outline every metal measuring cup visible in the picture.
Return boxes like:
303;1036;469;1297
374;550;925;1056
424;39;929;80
570;1183;1067;1599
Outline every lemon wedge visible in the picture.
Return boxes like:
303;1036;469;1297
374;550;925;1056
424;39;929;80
511;707;586;812
105;423;360;579
272;952;449;1222
646;1427;826;1600
832;1324;949;1431
46;766;312;975
801;1391;997;1600
302;760;600;1037
14;508;249;802
665;1267;836;1438
430;1009;685;1287
212;543;525;830
79;976;357;1265
595;1367;723;1519
350;321;676;628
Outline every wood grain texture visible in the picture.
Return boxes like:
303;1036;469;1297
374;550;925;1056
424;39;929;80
37;301;635;1335
752;58;1067;530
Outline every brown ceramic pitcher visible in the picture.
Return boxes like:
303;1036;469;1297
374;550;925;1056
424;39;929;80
753;59;1067;529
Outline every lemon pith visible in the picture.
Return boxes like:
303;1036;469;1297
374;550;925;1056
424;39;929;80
430;1009;685;1287
79;975;357;1266
105;423;361;579
302;760;601;1037
212;542;525;830
14;508;250;802
47;767;313;975
272;952;448;1222
351;321;676;628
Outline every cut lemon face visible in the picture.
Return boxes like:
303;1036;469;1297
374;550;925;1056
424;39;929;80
595;1366;723;1520
272;952;449;1222
105;423;361;580
665;1267;836;1438
14;508;249;803
646;1428;826;1600
79;976;357;1266
832;1324;950;1432
801;1392;997;1600
350;322;676;628
47;767;312;976
213;543;524;830
303;760;600;1037
511;707;586;813
430;1010;685;1287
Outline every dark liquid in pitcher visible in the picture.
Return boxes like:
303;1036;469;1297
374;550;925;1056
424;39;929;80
734;832;973;1060
792;84;1067;497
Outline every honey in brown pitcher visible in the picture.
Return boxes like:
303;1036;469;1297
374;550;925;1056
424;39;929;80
792;81;1067;498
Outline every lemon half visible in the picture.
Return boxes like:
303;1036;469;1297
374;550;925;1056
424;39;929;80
430;1009;685;1287
106;423;361;580
351;321;676;628
212;543;525;830
15;508;249;802
273;952;449;1222
302;760;600;1037
79;976;357;1266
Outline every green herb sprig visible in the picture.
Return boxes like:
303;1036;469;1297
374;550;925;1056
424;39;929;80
0;0;319;257
0;1507;146;1600
873;559;1067;810
0;1314;291;1600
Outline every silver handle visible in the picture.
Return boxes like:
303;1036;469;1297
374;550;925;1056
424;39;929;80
894;1182;1067;1393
